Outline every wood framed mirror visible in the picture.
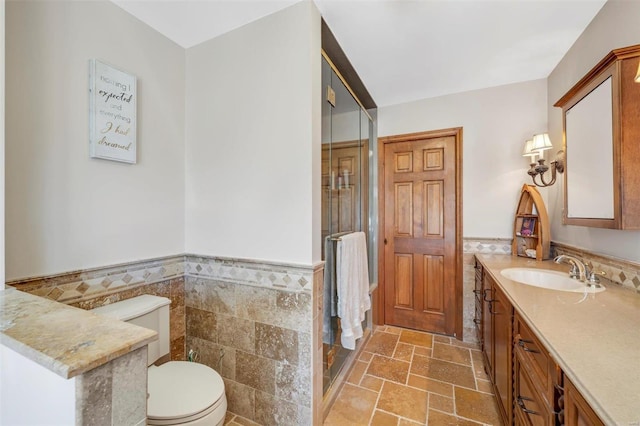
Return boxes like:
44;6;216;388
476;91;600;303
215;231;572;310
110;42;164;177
554;44;640;229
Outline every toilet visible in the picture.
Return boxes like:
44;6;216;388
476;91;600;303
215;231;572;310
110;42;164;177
92;295;227;426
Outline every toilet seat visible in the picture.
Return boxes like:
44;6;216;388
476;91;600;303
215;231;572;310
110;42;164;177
147;361;226;426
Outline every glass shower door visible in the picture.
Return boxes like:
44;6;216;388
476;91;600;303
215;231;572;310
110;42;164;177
321;56;371;394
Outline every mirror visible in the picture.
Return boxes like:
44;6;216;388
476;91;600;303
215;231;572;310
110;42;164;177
564;74;614;220
556;44;640;230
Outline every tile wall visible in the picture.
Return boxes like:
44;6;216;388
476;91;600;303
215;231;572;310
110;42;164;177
75;346;148;426
7;254;323;426
553;242;640;293
462;238;512;343
69;278;187;361
182;256;321;425
11;239;636;423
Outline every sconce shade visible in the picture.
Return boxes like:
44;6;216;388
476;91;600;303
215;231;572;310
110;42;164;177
524;132;564;187
522;139;537;160
531;133;552;152
635;61;640;82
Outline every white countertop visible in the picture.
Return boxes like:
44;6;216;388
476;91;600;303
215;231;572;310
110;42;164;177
476;254;640;426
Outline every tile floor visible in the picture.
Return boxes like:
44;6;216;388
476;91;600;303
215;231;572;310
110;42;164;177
224;326;502;426
224;413;260;426
323;326;502;425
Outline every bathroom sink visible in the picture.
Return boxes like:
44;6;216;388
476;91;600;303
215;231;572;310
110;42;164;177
500;268;605;293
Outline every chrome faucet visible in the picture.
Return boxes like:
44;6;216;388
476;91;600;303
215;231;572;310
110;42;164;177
554;255;587;281
554;255;605;288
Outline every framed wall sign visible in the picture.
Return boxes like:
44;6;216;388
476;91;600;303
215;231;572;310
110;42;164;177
89;59;137;163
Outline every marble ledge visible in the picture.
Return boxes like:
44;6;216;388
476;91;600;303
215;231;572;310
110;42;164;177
0;288;156;379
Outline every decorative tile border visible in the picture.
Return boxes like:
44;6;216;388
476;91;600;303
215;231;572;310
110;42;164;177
6;255;185;304
462;238;639;292
552;242;640;292
185;255;319;292
463;238;512;255
7;254;322;305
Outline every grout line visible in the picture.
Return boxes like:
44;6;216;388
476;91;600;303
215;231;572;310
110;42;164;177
471;348;480;391
367;378;386;426
452;385;458;417
373;407;419;426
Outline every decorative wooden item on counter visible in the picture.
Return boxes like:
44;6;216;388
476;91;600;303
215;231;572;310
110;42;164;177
512;184;550;261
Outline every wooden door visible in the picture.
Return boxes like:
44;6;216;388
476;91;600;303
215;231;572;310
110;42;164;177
379;129;462;336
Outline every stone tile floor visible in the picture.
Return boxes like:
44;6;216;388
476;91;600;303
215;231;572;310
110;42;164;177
323;326;502;425
224;413;261;426
224;325;501;425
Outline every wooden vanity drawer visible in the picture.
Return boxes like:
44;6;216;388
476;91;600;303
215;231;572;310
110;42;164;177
514;349;555;426
514;313;559;406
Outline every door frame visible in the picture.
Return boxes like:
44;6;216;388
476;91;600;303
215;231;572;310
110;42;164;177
376;127;463;339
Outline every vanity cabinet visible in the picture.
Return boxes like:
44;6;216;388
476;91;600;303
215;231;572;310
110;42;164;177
564;377;604;426
555;44;640;229
481;273;513;424
474;257;606;426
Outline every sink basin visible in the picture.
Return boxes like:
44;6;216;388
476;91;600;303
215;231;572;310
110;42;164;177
500;268;606;293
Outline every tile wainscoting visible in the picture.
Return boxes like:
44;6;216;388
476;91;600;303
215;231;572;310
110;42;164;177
10;240;636;423
462;238;512;343
182;256;323;425
552;242;640;292
6;255;324;426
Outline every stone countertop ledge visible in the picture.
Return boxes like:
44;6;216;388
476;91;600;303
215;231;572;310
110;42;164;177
0;288;156;379
476;254;640;426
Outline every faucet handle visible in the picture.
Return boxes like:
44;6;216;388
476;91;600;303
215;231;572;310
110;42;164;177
586;270;606;287
568;264;580;279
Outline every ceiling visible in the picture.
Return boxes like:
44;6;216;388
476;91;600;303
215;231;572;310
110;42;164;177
111;0;607;108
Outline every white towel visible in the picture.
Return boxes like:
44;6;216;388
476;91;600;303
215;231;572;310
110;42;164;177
336;232;371;350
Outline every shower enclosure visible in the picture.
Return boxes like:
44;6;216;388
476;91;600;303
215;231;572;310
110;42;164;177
321;54;375;395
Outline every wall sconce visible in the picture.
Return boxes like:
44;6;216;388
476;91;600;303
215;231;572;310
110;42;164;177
523;133;565;187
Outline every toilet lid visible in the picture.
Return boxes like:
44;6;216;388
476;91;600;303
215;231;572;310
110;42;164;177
147;361;225;421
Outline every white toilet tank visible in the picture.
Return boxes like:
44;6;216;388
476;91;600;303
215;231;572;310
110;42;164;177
91;295;171;366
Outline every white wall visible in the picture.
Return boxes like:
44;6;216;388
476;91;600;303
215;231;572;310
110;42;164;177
185;1;322;265
1;345;76;425
378;80;548;238
5;1;185;280
547;0;640;262
1;0;5;287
